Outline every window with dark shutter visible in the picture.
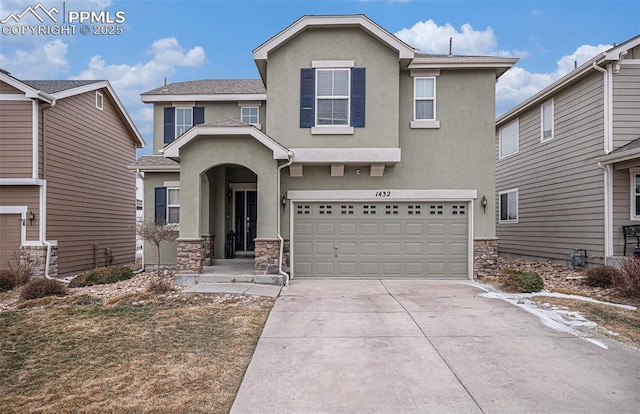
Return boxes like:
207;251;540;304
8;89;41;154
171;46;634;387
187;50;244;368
163;108;175;144
300;68;315;128
193;106;204;126
350;67;365;127
155;187;167;224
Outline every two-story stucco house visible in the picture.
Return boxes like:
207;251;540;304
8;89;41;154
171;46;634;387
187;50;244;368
0;69;144;277
132;15;516;284
496;35;640;266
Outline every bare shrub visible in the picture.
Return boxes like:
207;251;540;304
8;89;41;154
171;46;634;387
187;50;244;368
20;278;68;300
0;269;18;291
148;279;174;294
614;258;640;299
8;251;38;285
135;220;178;277
584;265;618;288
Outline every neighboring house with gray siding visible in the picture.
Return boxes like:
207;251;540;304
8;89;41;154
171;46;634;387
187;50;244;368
0;70;144;276
496;35;640;266
132;15;516;283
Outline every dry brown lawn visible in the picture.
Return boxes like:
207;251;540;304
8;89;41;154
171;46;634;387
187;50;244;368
0;293;274;414
531;296;640;349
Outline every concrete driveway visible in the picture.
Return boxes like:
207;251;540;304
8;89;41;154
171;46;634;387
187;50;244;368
231;280;640;413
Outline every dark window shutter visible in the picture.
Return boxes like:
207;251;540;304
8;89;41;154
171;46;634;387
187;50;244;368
193;106;204;126
351;67;365;127
300;68;315;128
163;107;175;144
155;187;167;224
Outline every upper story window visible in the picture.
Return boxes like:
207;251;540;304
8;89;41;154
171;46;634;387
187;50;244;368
175;107;193;137
499;189;518;223
316;69;350;126
499;119;519;159
163;106;204;144
241;106;259;124
95;91;103;110
300;64;365;134
414;77;435;121
541;100;554;142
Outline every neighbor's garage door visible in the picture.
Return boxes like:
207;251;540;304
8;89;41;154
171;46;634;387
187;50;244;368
293;201;468;278
0;214;22;269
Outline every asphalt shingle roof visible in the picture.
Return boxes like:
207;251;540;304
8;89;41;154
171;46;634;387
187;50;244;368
609;137;640;155
142;79;265;96
21;80;103;94
129;156;180;168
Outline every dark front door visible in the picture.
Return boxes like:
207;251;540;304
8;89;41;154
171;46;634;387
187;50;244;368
234;190;257;252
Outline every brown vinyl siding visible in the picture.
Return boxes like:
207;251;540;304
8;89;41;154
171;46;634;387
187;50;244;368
45;89;137;274
612;64;640;149
0;82;23;94
496;71;606;265
0;185;40;241
0;100;33;178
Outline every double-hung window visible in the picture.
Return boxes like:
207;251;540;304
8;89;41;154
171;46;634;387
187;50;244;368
241;106;259;124
499;189;518;223
167;188;180;224
414;77;435;121
316;69;350;126
541;100;554;141
175;107;193;137
154;185;180;226
499;119;519;158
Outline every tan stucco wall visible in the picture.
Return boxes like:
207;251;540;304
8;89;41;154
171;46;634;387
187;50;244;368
142;172;179;266
178;135;279;240
265;27;400;148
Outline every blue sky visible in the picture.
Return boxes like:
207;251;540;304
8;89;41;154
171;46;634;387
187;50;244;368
1;0;639;157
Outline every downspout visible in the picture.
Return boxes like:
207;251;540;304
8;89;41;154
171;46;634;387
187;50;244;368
276;151;294;286
133;168;145;274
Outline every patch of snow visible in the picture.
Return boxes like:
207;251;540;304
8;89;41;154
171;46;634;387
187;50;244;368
471;282;608;350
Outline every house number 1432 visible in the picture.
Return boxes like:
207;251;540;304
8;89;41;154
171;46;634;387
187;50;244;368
375;191;391;197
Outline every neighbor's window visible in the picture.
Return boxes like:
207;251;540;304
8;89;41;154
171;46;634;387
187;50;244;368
541;100;554;141
499;119;519;158
95;91;103;110
241;106;259;124
175;107;193;137
414;77;435;120
499;189;518;223
167;188;180;224
316;69;350;125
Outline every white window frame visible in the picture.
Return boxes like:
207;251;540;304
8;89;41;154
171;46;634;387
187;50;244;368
541;99;554;142
240;106;259;125
95;91;103;110
167;187;180;225
315;68;350;127
499;188;519;224
413;77;436;121
175;107;193;138
630;169;640;221
499;119;519;159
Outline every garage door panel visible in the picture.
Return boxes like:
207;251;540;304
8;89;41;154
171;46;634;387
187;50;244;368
294;201;468;279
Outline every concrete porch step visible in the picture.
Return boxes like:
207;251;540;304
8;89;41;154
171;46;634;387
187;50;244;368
174;273;284;287
211;258;254;265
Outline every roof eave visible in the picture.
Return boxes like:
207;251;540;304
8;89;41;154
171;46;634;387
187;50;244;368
596;148;640;166
141;93;267;103
408;57;519;78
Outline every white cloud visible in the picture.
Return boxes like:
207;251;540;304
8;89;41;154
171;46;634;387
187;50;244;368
496;43;611;115
150;37;206;67
0;39;69;77
395;19;522;57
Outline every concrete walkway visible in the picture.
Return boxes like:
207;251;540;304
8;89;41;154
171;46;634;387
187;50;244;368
231;279;640;414
185;282;281;298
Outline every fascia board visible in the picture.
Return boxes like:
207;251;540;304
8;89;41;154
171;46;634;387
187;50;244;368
141;94;267;103
290;148;401;165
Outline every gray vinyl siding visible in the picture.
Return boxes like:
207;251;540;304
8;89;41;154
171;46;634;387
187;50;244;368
0;100;33;178
496;71;606;265
0;185;40;241
612;64;640;149
45;89;137;274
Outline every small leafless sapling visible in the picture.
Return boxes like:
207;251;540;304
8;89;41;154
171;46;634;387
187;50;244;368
135;220;178;277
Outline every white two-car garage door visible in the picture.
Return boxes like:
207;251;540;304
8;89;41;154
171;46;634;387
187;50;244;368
293;201;469;278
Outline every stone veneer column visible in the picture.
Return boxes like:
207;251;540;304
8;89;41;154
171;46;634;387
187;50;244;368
176;238;204;274
473;238;498;278
254;238;290;275
201;234;215;266
20;245;58;279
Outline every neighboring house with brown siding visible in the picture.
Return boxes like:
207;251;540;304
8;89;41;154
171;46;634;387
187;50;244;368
0;69;144;276
495;35;640;267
